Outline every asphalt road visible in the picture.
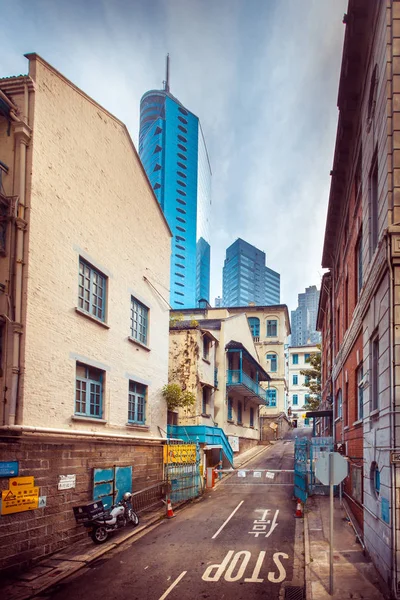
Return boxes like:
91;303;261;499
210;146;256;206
40;436;304;600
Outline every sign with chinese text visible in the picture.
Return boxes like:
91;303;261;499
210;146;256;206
1;485;39;515
163;444;197;464
58;474;76;490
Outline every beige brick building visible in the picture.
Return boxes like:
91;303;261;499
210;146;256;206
0;54;171;572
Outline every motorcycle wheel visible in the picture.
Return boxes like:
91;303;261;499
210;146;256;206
91;526;109;544
129;510;140;527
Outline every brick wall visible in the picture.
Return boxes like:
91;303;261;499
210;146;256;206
0;435;163;574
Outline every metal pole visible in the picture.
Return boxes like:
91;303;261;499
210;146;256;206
329;452;334;595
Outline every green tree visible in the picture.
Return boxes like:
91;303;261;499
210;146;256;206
300;346;321;410
162;383;196;411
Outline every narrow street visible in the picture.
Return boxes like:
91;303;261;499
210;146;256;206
39;435;304;600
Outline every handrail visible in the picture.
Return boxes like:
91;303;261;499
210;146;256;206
226;369;268;403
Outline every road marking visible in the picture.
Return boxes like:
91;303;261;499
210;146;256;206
212;500;244;539
158;571;187;600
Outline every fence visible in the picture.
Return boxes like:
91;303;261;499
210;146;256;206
131;481;167;514
164;439;203;503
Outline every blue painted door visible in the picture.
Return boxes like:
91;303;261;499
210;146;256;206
93;466;132;509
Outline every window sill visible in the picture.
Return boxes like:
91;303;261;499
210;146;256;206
202;358;211;365
344;425;349;431
352;419;363;427
72;415;107;424
334;417;342;423
370;408;379;418
227;419;234;423
126;422;150;431
237;421;243;426
75;307;109;328
128;336;151;352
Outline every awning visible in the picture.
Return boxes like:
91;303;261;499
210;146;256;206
305;410;333;418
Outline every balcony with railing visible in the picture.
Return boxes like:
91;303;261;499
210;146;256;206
226;369;269;405
226;340;271;406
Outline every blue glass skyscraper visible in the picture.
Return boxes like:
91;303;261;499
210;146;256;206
139;58;211;309
222;238;280;306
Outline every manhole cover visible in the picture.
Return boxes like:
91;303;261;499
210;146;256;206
285;586;305;600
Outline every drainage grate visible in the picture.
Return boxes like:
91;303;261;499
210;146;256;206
285;586;305;600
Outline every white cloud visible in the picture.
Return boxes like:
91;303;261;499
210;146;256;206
1;0;347;312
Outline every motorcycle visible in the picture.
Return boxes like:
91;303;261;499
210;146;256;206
73;492;140;544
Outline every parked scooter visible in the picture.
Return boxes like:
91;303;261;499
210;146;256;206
73;492;139;544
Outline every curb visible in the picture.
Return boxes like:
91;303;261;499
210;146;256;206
304;504;312;600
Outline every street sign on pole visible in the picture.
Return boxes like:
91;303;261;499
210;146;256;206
315;452;348;486
314;452;348;596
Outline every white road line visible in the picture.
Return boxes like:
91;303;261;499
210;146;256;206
158;571;187;600
212;500;244;539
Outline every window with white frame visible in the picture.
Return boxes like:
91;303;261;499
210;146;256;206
75;363;104;418
356;364;364;420
128;381;146;424
266;319;278;337
266;353;277;372
267;388;277;407
78;259;106;321
336;389;342;419
371;336;379;411
250;407;254;427
130;297;149;345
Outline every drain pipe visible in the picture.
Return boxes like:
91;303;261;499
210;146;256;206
8;84;31;425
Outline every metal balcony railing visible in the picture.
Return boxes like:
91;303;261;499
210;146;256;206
226;369;268;404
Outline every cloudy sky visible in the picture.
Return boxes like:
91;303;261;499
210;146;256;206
1;0;347;312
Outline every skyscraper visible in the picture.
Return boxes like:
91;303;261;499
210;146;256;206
222;238;280;306
139;57;212;309
291;285;321;346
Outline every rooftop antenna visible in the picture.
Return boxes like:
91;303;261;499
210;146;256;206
163;54;170;92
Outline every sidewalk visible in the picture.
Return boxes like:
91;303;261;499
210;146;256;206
0;505;167;600
305;495;390;599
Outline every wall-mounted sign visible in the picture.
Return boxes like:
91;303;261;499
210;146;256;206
9;476;34;489
163;444;197;464
1;479;39;515
58;474;76;490
0;461;19;478
228;436;239;453
391;452;400;464
38;496;47;508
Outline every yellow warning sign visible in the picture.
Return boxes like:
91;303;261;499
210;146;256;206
1;477;40;515
163;444;197;464
9;476;34;490
1;487;39;515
